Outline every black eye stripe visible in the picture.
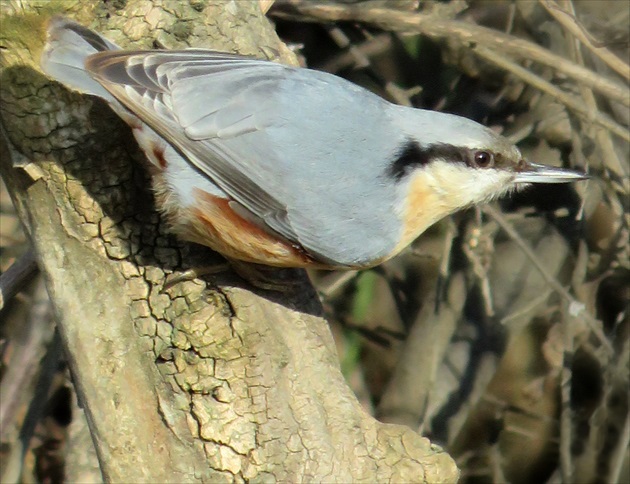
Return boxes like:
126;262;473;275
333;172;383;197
388;140;429;180
388;142;479;180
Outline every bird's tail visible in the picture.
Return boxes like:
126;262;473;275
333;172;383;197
41;17;119;102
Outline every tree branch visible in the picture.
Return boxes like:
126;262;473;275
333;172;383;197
0;1;457;481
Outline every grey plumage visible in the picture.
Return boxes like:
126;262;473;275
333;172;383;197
42;18;407;266
41;18;586;268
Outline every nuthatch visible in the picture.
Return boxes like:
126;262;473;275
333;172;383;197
41;18;587;270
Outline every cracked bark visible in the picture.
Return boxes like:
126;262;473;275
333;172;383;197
0;1;458;482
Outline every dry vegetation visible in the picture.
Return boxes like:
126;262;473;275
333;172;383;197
0;0;628;482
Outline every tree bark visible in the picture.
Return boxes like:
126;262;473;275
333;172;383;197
0;1;458;481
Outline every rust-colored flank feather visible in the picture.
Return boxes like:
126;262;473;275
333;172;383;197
189;189;317;267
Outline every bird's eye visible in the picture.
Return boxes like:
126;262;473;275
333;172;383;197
473;151;494;168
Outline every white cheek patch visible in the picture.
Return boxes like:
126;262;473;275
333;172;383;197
421;160;515;209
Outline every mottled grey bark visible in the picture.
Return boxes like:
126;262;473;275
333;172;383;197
0;1;458;481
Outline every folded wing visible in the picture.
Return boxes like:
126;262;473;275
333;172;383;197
85;50;401;266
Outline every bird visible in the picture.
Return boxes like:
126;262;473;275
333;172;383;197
40;17;587;273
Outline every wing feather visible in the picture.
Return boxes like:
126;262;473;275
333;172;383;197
84;50;401;266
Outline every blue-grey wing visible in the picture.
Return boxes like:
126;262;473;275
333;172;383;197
86;50;403;266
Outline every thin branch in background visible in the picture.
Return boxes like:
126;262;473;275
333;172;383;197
271;2;629;107
482;205;612;353
559;309;575;483
540;0;630;81
322;26;421;107
314;270;358;299
0;276;58;483
376;272;466;431
0;248;38;310
553;0;628;180
318;33;393;73
473;45;630;144
325;25;372;69
500;287;554;326
434;219;457;314
558;10;593;479
17;330;63;464
0;276;54;442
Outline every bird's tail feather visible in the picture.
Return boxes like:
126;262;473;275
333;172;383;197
41;17;119;102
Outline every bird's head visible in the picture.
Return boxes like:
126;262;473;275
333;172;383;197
390;109;587;252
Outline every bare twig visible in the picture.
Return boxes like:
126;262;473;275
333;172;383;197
0;276;55;442
318;33;393;73
500;287;554;325
314;270;358;298
18;330;63;465
559;311;575;482
376;272;466;430
540;0;630;81
553;0;629;178
325;25;371;69
0;248;38;310
272;2;630;107
473;46;630;143
482;205;612;353
321;28;419;107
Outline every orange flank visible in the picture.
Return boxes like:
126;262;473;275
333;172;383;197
189;189;318;267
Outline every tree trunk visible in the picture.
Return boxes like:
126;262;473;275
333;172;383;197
0;1;458;481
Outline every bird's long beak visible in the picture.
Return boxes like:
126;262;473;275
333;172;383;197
513;162;589;184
